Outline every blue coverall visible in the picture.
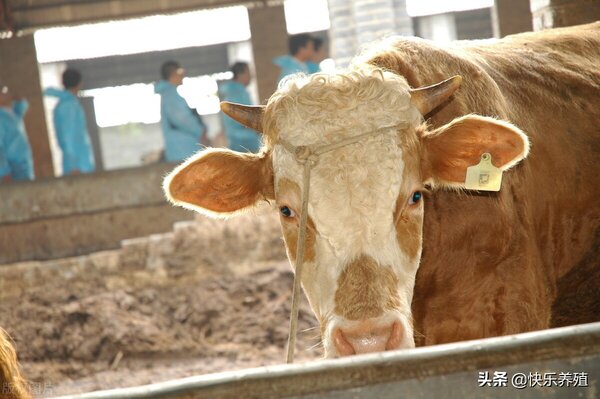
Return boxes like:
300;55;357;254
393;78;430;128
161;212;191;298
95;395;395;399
306;61;321;74
44;88;95;174
218;80;261;153
154;80;206;162
0;99;34;181
273;55;309;83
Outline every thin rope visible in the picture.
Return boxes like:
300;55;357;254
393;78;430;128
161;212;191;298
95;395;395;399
282;122;408;364
286;160;312;363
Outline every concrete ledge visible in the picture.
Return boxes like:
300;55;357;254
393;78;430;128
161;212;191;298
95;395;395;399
0;163;176;224
0;204;190;264
0;164;193;264
49;322;600;399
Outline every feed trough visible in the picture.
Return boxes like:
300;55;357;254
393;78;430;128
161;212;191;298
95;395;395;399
50;321;600;399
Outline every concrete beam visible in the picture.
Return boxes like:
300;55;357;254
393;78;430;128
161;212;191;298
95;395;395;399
0;33;54;178
6;0;254;31
531;0;600;30
492;0;532;37
248;3;288;103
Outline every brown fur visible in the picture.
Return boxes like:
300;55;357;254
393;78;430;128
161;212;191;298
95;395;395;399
394;201;422;260
551;230;600;327
0;329;30;399
423;116;527;183
394;133;423;260
169;149;274;213
276;178;317;264
166;23;600;350
363;23;600;346
334;255;402;320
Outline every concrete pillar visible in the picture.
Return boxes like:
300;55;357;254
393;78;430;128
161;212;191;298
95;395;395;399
327;0;357;68
328;0;413;68
392;0;416;35
248;4;288;103
492;0;533;37
0;34;54;178
531;0;600;31
354;0;397;46
81;96;104;171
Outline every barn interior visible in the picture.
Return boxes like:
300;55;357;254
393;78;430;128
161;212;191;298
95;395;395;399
0;0;599;397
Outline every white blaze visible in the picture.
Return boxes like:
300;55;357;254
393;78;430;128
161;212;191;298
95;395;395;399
269;67;423;356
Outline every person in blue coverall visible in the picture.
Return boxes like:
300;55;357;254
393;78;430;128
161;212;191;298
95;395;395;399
44;68;95;175
155;61;206;162
273;34;316;83
306;36;325;74
218;62;261;153
0;86;34;182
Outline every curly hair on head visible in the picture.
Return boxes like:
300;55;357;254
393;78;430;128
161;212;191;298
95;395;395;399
262;65;421;148
0;328;31;399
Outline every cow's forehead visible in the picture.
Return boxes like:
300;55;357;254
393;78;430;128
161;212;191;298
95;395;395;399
269;67;424;254
273;131;406;256
263;66;422;148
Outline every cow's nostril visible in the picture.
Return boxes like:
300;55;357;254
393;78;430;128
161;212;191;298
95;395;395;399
333;328;355;356
385;321;403;351
333;321;403;356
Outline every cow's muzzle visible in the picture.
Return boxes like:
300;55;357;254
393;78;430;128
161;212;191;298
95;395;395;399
332;319;408;356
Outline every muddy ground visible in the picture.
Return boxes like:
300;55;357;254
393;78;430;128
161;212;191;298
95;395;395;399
0;212;321;397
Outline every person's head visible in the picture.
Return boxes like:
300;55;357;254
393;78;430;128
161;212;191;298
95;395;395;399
231;62;251;86
62;68;82;92
0;86;12;107
289;34;315;62
161;60;185;86
311;37;326;63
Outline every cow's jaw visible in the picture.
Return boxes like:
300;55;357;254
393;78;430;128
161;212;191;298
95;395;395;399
273;123;424;357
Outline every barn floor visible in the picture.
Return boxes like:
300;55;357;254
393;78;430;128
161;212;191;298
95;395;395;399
0;212;321;397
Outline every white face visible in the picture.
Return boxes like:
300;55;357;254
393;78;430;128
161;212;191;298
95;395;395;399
165;66;530;358
272;104;425;357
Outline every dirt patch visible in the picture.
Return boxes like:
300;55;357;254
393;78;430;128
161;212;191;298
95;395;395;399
0;213;321;397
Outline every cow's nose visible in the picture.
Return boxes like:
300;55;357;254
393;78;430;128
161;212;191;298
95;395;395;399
333;321;403;356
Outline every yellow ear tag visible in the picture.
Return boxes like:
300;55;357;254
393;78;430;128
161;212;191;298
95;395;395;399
465;153;502;192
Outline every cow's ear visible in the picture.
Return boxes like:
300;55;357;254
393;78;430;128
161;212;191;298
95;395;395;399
163;149;274;217
422;115;529;187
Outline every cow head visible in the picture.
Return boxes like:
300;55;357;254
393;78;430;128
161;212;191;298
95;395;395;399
164;66;529;357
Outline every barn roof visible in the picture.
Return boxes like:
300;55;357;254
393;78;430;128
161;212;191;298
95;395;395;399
2;0;273;33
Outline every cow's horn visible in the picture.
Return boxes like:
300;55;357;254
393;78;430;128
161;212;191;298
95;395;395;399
220;102;264;133
410;75;462;116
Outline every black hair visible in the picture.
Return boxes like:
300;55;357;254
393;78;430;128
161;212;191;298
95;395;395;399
288;34;314;56
312;37;324;52
230;62;249;79
160;60;180;80
62;68;82;89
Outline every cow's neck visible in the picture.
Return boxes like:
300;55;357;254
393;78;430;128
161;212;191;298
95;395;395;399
377;29;600;346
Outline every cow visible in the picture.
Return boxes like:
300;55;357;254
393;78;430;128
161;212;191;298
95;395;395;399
0;328;30;399
164;22;600;357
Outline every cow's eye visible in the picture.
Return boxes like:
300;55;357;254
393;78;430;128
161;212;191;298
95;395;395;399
280;206;296;218
408;191;422;205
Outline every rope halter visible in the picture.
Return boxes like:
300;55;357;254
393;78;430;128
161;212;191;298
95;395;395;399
278;121;410;363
